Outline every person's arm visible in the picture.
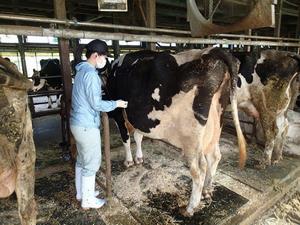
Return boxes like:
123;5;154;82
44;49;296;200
85;72;117;112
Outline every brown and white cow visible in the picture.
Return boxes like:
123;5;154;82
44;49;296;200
0;57;36;225
106;48;246;216
234;50;300;168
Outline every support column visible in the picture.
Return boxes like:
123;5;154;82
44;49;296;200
146;0;156;51
296;6;300;38
54;0;72;157
113;40;120;59
17;35;28;76
275;0;283;50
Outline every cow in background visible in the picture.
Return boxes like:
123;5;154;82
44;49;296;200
234;50;300;168
0;56;36;225
31;59;62;108
105;48;246;216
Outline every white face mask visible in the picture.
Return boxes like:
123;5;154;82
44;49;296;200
96;57;107;69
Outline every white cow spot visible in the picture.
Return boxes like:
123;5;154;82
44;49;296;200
151;88;160;101
256;55;266;64
131;59;139;66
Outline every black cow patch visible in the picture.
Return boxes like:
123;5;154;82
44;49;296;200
255;51;299;85
178;50;232;125
232;52;255;84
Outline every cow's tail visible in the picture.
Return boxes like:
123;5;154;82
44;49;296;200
122;109;135;134
211;48;247;168
230;89;247;168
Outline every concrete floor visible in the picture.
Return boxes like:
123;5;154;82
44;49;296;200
0;114;299;225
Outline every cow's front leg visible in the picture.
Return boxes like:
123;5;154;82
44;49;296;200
272;116;289;165
202;144;221;200
15;111;36;225
133;131;144;165
182;153;207;217
113;111;134;168
47;95;53;109
122;138;134;167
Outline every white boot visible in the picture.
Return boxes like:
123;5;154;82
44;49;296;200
81;175;106;209
75;166;99;201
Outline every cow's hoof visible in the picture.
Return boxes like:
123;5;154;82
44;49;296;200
48;106;52;109
272;156;283;165
179;207;193;217
202;187;214;199
124;161;134;168
255;162;267;170
202;190;213;200
134;157;144;165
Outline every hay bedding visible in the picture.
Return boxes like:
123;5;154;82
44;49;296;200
255;192;300;225
108;139;247;225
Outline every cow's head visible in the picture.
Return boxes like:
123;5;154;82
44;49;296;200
31;69;41;86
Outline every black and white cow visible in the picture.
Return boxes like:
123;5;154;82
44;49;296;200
104;48;246;216
234;50;300;168
31;59;62;108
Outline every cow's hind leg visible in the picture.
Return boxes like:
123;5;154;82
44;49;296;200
182;153;207;217
133;131;144;165
257;116;277;169
15;110;36;225
272;115;289;164
202;144;221;199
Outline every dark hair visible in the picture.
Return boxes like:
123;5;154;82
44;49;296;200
85;39;108;59
85;50;93;59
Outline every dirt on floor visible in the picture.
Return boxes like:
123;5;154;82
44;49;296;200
254;192;300;225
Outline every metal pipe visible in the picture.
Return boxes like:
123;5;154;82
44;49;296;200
1;25;300;47
0;13;299;42
212;33;300;42
0;13;190;35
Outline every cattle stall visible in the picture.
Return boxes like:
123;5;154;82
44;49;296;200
1;1;300;225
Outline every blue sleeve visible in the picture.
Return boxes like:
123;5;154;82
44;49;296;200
85;72;117;112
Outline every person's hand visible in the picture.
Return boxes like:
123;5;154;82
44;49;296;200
116;100;128;108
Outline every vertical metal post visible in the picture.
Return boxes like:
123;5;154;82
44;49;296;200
275;0;283;50
102;112;112;199
54;0;72;157
208;0;213;21
113;40;120;59
146;0;156;51
17;35;28;76
296;6;300;39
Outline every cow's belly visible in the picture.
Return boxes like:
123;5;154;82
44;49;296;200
141;87;202;151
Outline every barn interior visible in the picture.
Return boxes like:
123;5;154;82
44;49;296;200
0;0;300;225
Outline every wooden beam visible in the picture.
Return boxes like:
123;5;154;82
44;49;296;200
54;0;72;155
146;0;156;50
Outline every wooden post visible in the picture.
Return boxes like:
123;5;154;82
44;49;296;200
17;35;28;76
146;0;156;51
54;0;72;156
102;112;112;199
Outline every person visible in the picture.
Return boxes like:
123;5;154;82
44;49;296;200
70;39;128;210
